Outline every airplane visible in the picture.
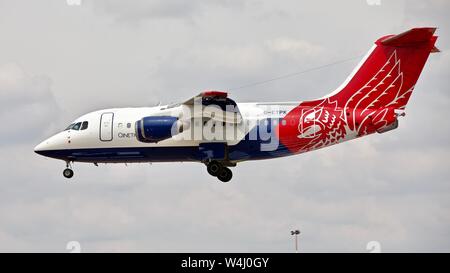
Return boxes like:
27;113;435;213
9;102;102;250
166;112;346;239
34;27;439;182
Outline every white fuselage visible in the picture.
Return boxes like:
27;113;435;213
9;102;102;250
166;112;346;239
34;102;299;163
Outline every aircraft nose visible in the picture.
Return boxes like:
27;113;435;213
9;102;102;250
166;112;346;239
34;132;66;157
34;139;50;155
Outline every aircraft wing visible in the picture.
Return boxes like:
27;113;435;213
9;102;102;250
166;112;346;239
182;90;242;124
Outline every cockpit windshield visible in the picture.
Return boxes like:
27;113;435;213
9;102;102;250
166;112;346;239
64;121;88;131
72;122;81;130
65;123;75;130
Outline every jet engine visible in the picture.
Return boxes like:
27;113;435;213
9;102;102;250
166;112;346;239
135;116;188;143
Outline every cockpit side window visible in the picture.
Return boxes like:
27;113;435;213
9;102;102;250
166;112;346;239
81;121;88;130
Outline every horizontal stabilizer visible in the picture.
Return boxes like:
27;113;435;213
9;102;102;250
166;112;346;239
378;27;439;52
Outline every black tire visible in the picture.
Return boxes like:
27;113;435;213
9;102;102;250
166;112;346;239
207;161;222;177
218;167;232;183
63;168;74;179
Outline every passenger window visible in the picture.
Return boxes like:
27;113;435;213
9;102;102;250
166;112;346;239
81;121;88;130
127;123;131;128
72;122;82;130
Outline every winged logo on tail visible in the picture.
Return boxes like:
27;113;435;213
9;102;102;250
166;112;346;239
278;27;438;154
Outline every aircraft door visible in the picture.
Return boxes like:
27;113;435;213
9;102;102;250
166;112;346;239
100;112;114;141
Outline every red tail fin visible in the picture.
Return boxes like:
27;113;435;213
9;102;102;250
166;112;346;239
277;28;438;153
327;27;438;110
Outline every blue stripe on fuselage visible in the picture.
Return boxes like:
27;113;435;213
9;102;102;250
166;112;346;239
35;118;294;163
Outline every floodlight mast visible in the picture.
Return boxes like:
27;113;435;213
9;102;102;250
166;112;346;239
290;229;301;253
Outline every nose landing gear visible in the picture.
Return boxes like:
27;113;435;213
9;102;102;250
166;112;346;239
206;161;233;182
63;161;74;179
63;168;74;178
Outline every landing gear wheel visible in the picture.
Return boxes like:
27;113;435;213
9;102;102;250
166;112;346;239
217;167;232;183
63;168;74;179
207;161;222;177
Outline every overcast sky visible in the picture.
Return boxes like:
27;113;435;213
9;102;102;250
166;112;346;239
0;0;449;252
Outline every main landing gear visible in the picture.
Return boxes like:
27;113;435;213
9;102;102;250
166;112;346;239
63;161;74;179
206;161;233;182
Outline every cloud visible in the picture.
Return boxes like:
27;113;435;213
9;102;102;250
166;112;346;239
145;38;326;103
91;0;247;23
266;38;324;60
0;0;449;252
0;63;61;145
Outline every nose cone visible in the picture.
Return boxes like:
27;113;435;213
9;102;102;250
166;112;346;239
34;139;51;156
34;140;49;155
34;132;68;158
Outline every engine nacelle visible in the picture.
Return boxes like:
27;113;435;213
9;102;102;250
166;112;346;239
135;116;188;143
